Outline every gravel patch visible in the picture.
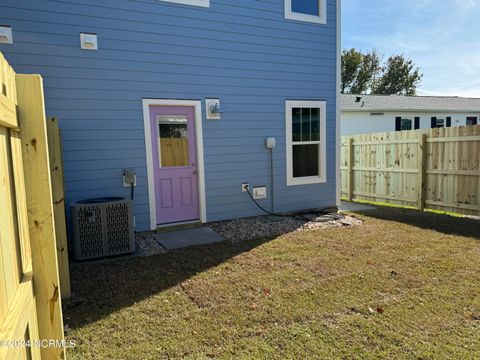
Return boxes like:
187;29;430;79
210;213;363;243
136;233;167;256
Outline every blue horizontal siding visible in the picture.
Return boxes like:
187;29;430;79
0;0;338;231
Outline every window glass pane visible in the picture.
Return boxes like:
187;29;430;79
467;117;477;126
301;108;311;141
293;144;319;178
158;118;188;167
292;108;301;142
291;0;319;16
401;118;412;130
436;118;445;128
311;108;320;141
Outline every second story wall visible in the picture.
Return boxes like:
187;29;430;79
0;0;339;230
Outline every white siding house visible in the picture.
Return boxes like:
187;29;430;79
341;94;480;136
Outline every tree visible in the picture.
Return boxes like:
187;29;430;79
341;49;363;94
372;55;423;96
351;50;382;94
341;49;423;95
341;49;381;94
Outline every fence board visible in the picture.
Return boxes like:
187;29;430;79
16;74;65;359
0;52;17;128
47;117;71;300
1;53;47;360
341;125;480;216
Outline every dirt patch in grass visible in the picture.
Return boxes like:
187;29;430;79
64;207;480;359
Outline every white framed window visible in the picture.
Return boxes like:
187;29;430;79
401;118;412;131
285;0;327;24
286;100;327;186
432;117;445;128
158;0;209;7
466;116;478;126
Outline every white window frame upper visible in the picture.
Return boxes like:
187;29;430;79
285;0;327;24
158;0;209;7
286;100;327;186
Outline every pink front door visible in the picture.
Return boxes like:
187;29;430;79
150;106;200;225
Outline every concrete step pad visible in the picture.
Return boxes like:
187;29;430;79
154;226;224;250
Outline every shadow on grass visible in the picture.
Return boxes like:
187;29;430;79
64;207;479;331
65;235;277;330
354;205;480;240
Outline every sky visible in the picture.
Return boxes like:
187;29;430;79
342;0;480;97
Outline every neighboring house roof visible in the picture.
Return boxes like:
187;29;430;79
342;94;480;113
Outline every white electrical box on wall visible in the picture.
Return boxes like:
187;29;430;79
266;137;276;149
80;33;98;50
252;186;267;200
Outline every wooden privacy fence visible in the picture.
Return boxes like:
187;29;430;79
160;138;188;167
341;125;480;215
0;53;65;359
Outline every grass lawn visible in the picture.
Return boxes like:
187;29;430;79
65;207;480;359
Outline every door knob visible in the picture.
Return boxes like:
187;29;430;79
192;162;197;168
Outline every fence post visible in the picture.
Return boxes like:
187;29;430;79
47;117;71;300
16;74;65;359
417;133;427;211
347;137;354;201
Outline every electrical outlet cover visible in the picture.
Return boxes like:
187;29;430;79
123;169;137;187
252;186;267;199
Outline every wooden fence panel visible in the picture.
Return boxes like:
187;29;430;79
424;125;480;215
16;74;65;359
0;54;42;360
47;117;71;300
0;53;17;128
341;125;480;215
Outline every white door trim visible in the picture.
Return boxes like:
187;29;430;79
142;99;206;231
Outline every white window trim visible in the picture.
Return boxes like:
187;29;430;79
285;0;327;24
158;0;209;8
286;100;327;186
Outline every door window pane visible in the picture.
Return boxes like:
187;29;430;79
158;116;188;167
293;144;319;178
291;0;319;16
